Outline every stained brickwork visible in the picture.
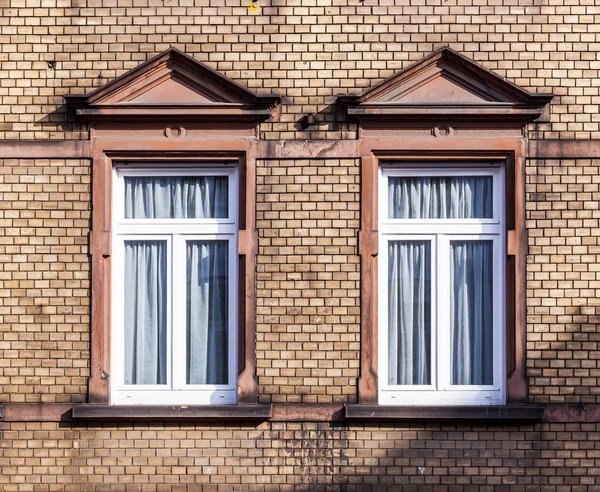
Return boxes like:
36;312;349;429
0;1;596;140
2;421;600;490
256;159;360;403
0;158;90;403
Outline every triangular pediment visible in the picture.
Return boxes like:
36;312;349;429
65;48;280;124
126;76;219;105
338;47;553;125
377;69;495;105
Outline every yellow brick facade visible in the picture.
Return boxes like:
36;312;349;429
0;1;598;140
3;421;600;490
526;158;600;405
256;159;360;403
0;0;600;489
0;158;90;404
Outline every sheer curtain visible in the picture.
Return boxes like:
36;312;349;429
388;241;431;385
123;175;230;388
124;240;167;385
450;241;494;385
388;176;493;219
125;176;228;219
187;240;229;385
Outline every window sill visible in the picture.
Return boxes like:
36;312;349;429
71;404;271;421
345;404;545;422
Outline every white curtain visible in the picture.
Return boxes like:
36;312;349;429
388;241;431;385
187;241;229;385
450;241;494;385
389;176;493;219
125;176;228;219
124;240;167;385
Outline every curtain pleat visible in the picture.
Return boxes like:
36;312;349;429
450;241;494;385
388;241;431;385
124;240;167;385
125;176;228;219
187;241;229;385
389;176;493;219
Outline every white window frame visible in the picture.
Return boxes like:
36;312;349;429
378;164;505;406
111;165;238;405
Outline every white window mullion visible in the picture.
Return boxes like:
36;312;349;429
430;235;438;392
436;234;451;393
171;234;186;391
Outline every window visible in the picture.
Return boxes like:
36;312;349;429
111;165;238;405
378;165;505;405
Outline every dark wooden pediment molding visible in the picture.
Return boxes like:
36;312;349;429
65;47;280;125
337;47;553;126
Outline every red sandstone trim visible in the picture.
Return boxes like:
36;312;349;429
270;404;345;422
2;403;600;423
88;132;260;404
345;404;545;422
0;139;599;160
71;404;271;421
357;138;528;405
0;140;90;158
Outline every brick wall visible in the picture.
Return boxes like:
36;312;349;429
1;0;600;490
256;158;360;403
0;158;90;403
0;1;598;140
2;420;599;490
526;158;600;405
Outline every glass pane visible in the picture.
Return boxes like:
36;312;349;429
388;176;493;219
124;175;228;219
388;240;431;385
124;240;167;385
186;240;229;385
450;240;494;385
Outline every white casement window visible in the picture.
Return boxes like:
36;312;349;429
379;164;505;405
111;165;238;405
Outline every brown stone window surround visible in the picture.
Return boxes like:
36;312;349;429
65;48;279;417
338;47;553;419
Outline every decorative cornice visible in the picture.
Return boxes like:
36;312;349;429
64;47;280;125
337;47;553;127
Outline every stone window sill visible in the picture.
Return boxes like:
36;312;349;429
71;404;271;421
345;405;545;422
